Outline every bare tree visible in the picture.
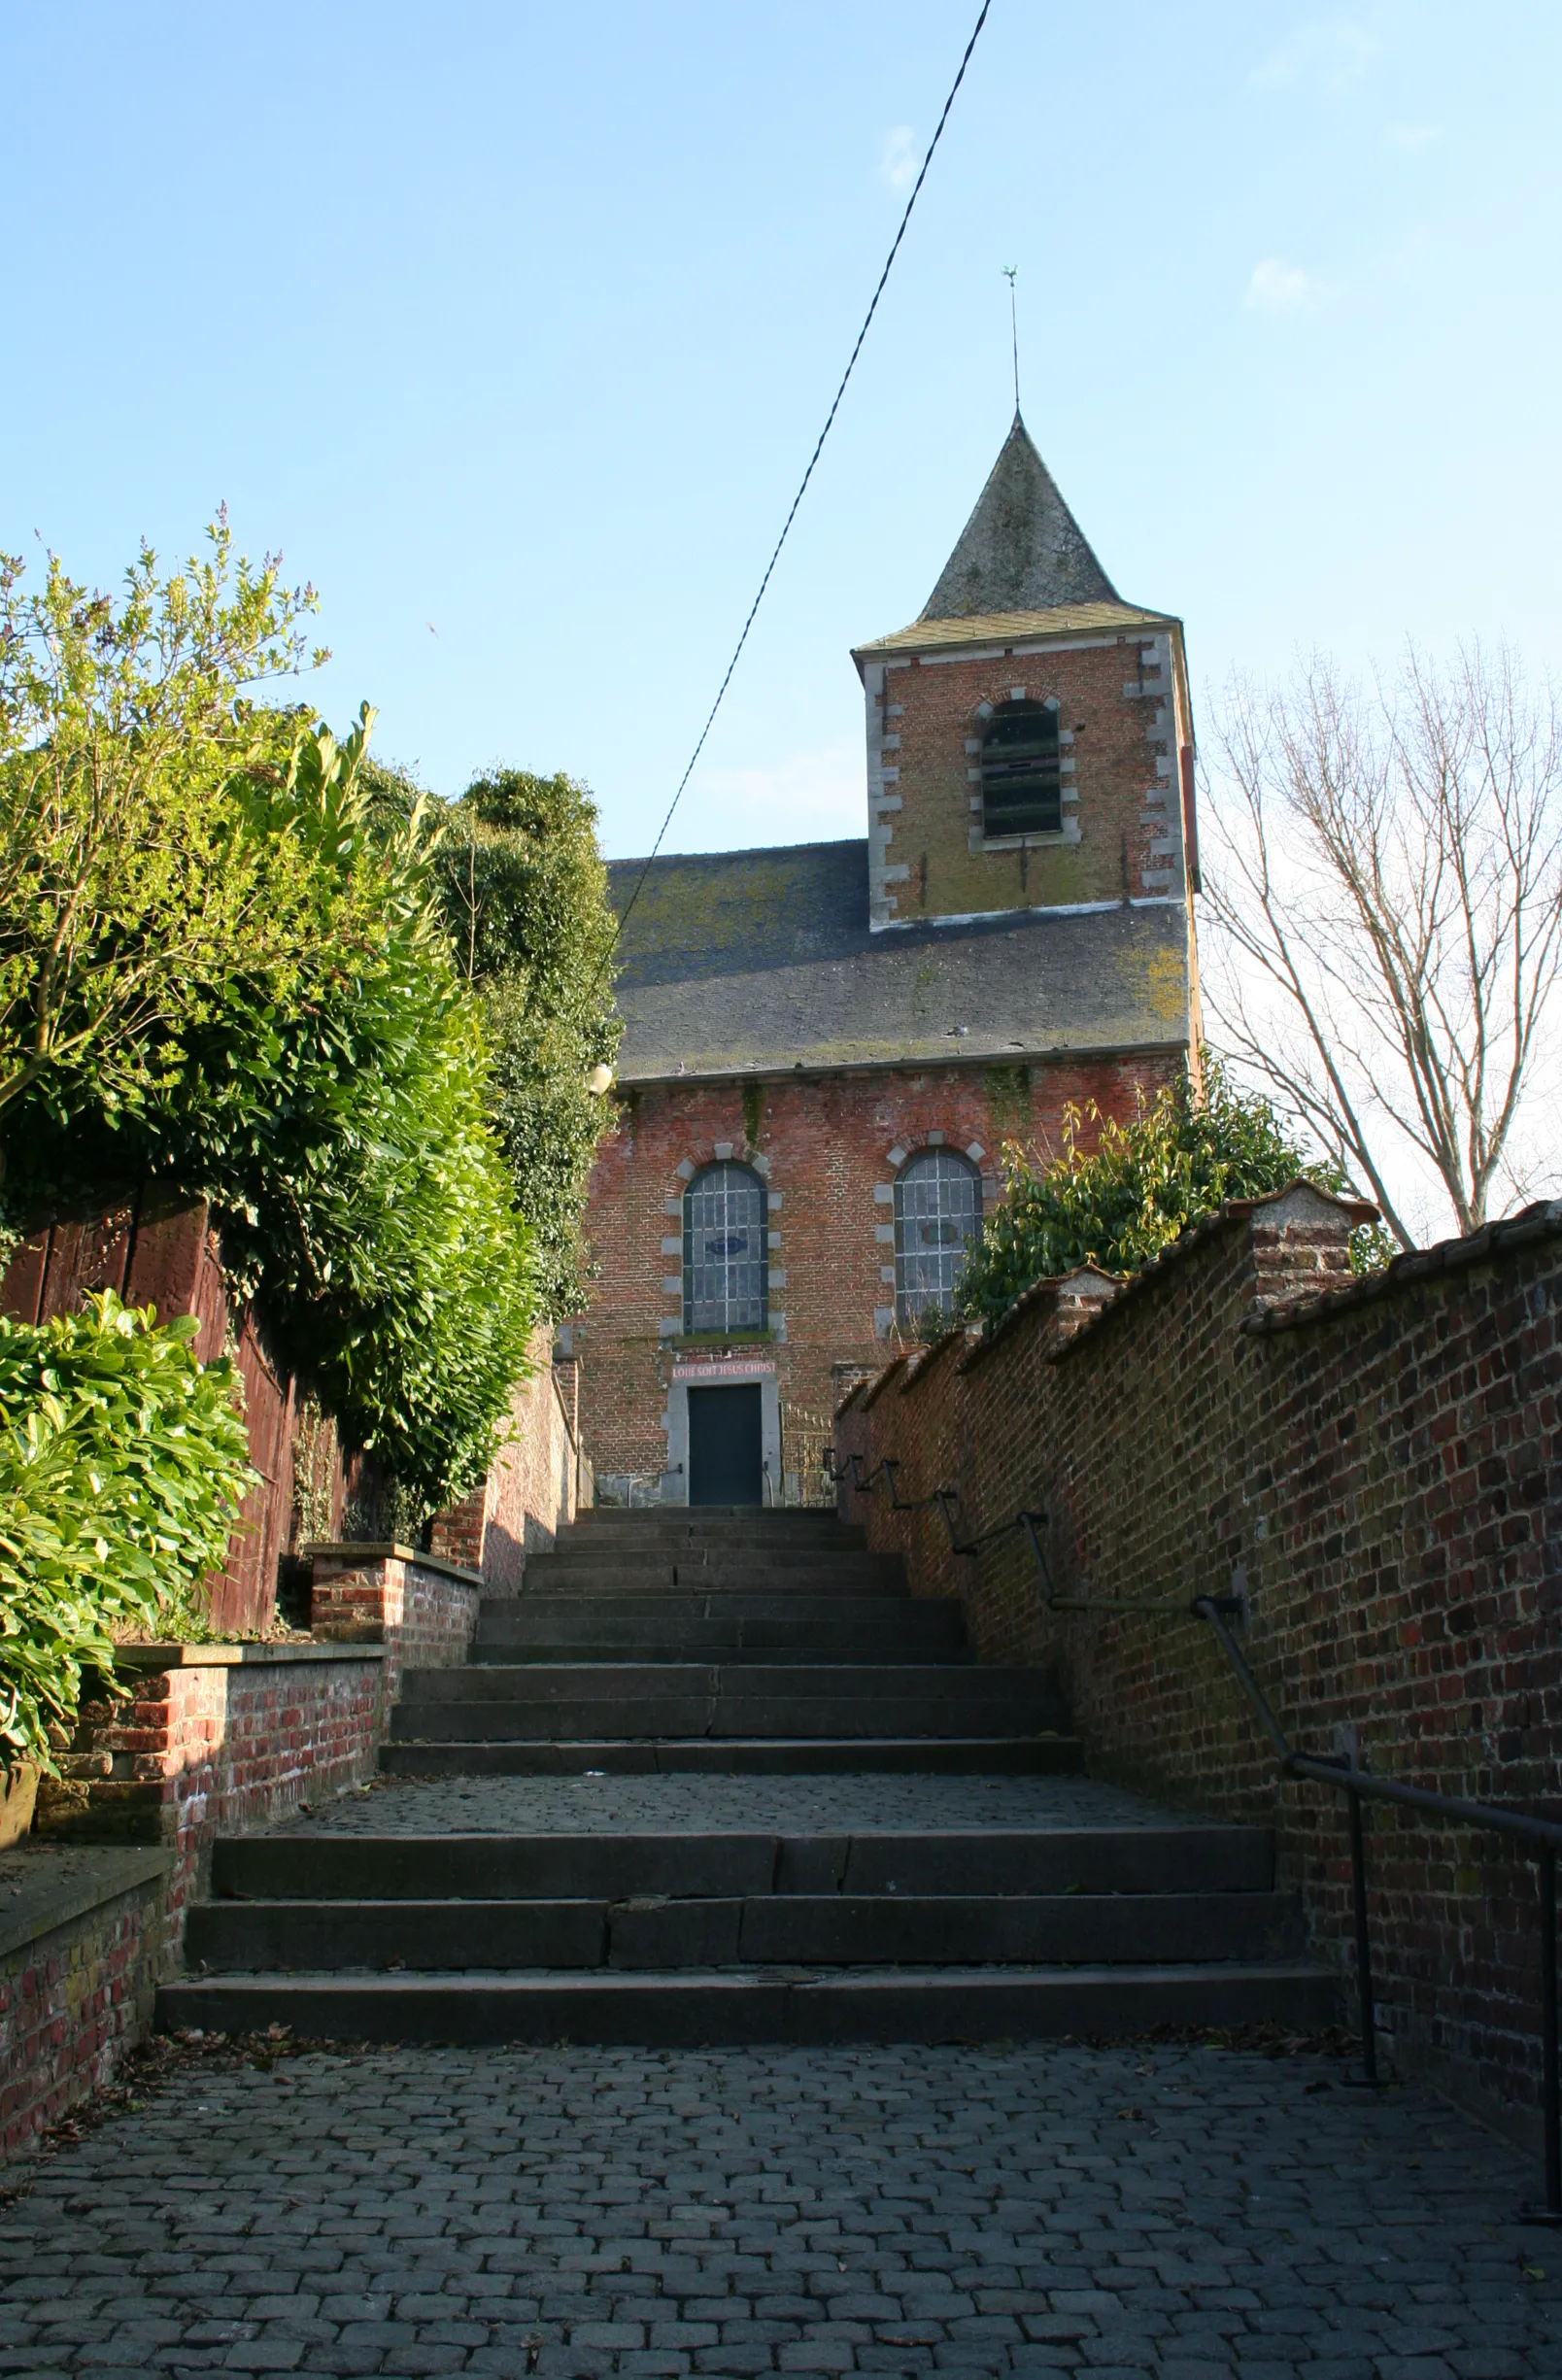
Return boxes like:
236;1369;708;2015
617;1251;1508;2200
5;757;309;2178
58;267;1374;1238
1201;644;1562;1249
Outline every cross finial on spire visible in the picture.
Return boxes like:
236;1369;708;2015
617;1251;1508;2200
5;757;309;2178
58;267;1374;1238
1002;267;1019;414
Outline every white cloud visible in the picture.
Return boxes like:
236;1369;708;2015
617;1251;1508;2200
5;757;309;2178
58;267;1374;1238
1245;256;1327;313
673;738;864;856
1251;16;1382;93
1383;120;1441;153
878;126;918;195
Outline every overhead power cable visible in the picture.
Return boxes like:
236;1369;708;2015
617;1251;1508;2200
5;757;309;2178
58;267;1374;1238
607;0;994;966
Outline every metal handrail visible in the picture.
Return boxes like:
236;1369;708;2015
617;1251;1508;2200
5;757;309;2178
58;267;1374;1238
1193;1592;1562;2221
839;1443;1562;2219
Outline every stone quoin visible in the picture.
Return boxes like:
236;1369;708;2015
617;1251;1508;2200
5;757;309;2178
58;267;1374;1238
577;415;1203;1504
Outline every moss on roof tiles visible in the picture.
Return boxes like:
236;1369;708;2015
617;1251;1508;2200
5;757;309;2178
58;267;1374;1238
607;842;1191;1082
853;599;1179;663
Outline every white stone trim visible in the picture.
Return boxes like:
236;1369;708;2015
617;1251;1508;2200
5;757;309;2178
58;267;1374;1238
872;895;1182;933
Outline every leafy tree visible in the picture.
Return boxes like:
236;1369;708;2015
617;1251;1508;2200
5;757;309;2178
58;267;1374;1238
2;526;540;1520
951;1061;1384;1331
24;711;541;1514
0;1293;254;1773
431;767;621;1320
0;519;322;1171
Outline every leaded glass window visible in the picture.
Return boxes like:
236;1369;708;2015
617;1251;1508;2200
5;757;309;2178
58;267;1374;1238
894;1149;981;1327
981;699;1061;837
683;1163;767;1336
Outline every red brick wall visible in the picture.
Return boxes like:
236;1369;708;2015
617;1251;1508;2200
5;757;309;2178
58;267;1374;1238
579;1053;1180;1491
310;1553;481;1704
40;1651;388;1960
870;630;1187;927
835;1189;1562;2120
0;1863;167;2162
9;1555;481;2159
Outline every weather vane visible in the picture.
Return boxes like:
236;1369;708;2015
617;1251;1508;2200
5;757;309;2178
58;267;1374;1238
1002;266;1019;413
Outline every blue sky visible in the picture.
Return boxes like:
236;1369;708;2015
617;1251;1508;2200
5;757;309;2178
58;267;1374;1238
6;2;1558;859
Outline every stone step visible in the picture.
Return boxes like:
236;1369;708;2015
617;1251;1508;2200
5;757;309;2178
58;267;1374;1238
469;1639;969;1667
400;1662;1045;1703
483;1593;925;1623
212;1825;1275;1902
157;1962;1340;2046
187;1888;1307;1973
471;1612;968;1663
567;1512;863;1538
377;1735;1084;1777
524;1558;905;1591
550;1535;868;1562
390;1666;1063;1744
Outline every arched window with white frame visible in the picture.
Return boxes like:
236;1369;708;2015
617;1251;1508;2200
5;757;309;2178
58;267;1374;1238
683;1162;767;1336
894;1148;981;1328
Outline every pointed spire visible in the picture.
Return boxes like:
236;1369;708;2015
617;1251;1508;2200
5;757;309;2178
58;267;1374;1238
920;414;1118;620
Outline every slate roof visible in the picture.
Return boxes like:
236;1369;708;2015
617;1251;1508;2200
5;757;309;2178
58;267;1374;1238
921;414;1118;620
608;841;1191;1083
854;598;1179;663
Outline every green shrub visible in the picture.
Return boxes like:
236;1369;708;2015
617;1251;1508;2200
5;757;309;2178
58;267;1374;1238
430;767;622;1322
953;1060;1385;1331
8;699;540;1520
0;1292;254;1774
122;714;539;1513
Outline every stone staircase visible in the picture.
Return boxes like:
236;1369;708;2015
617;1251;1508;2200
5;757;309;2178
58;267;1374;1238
159;1507;1337;2044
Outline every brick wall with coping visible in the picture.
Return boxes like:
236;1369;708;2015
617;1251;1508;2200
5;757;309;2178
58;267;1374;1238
38;1646;389;1964
307;1546;482;1704
834;1187;1562;2125
0;1849;169;2162
9;1547;480;2158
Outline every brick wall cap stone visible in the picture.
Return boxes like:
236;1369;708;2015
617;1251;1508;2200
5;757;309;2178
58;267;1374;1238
1045;1177;1378;1360
902;1327;976;1397
1242;1197;1562;1340
111;1640;388;1672
0;1845;171;1965
303;1542;484;1588
960;1264;1124;1375
861;1357;909;1411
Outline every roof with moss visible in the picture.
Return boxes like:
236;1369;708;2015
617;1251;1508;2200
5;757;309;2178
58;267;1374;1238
607;841;1192;1083
853;417;1177;667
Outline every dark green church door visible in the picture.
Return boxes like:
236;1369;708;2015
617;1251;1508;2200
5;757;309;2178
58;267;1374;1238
688;1383;763;1506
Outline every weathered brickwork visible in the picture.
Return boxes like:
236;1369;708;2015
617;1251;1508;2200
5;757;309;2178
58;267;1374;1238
864;630;1188;928
40;1651;388;1964
9;1551;492;2162
580;1053;1179;1492
835;1190;1562;2121
0;1859;166;2161
309;1550;481;1703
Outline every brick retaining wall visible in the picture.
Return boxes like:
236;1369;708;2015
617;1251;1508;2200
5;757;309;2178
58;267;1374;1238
0;1848;170;2162
835;1188;1562;2125
38;1647;388;1965
307;1545;482;1704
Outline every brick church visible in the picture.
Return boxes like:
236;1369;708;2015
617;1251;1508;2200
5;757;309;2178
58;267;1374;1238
576;414;1203;1505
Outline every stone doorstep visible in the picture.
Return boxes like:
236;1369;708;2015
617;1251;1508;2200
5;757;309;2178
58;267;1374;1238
0;1844;172;1965
302;1541;484;1590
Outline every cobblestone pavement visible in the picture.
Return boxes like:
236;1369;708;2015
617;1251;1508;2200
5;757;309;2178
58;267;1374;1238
1;2039;1556;2377
284;1777;1185;1838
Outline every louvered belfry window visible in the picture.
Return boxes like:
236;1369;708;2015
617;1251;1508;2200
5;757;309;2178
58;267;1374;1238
980;699;1062;837
894;1150;981;1327
683;1163;767;1335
